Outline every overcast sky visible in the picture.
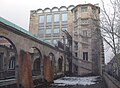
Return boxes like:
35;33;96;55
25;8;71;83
0;0;112;64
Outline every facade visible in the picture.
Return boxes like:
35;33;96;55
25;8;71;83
29;4;104;76
29;5;74;45
0;17;69;87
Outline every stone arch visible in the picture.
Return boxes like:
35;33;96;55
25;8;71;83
52;7;59;12
36;8;43;13
68;5;75;10
44;8;51;12
0;35;17;79
29;47;42;76
60;6;67;11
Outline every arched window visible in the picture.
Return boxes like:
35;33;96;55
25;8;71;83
58;57;63;72
33;58;41;70
9;56;15;70
33;58;41;76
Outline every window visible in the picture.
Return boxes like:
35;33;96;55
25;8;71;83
92;7;96;13
81;6;87;12
54;14;59;22
39;16;44;23
33;58;41;70
9;57;15;69
46;29;51;34
38;30;44;34
33;58;41;76
81;19;89;24
46;14;52;23
83;30;87;36
83;52;88;61
54;28;60;33
74;42;78;50
75;52;78;57
62;13;67;21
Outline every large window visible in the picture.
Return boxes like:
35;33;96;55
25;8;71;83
83;52;88;61
46;14;52;23
54;14;59;22
46;29;51;34
54;28;60;33
62;13;67;22
39;15;44;23
81;6;88;12
33;58;41;76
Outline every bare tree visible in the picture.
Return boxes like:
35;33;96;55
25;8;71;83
96;0;120;79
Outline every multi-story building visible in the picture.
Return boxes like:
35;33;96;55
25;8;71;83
29;5;74;45
72;4;104;76
29;3;104;76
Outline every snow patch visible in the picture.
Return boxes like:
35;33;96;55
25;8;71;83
53;76;99;86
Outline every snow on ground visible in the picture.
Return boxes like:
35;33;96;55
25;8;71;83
53;76;100;86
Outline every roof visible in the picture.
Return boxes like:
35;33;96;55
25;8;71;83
0;17;55;47
71;3;100;13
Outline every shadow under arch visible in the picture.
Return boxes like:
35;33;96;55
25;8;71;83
0;35;18;79
0;35;17;55
30;47;42;76
32;47;42;58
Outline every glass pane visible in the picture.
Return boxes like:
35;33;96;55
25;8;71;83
46;29;51;34
62;13;67;21
81;6;87;12
54;14;59;22
47;15;52;23
54;28;60;33
39;16;44;23
38;30;44;34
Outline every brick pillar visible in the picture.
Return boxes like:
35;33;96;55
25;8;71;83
43;55;53;83
19;50;33;88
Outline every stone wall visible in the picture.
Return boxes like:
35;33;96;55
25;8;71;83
103;72;120;88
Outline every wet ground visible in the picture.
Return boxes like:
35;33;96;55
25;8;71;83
38;76;107;88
